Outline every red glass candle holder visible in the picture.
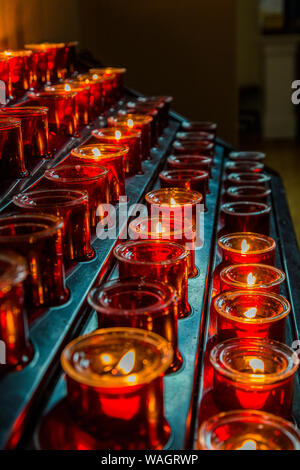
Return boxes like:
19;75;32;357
44;164;109;230
145;188;203;237
39;328;173;450
159;169;209;211
92;127;142;176
4;50;32;99
172;140;214;157
197;410;300;450
210;338;299;419
88;279;182;373
137;96;173;132
176;131;215;144
76;74;103;117
108;114;153;160
220;202;271;236
13;189;94;265
28;90;78;140
225;172;271;189
229;151;266;162
225;161;264;175
46;82;90;127
0;214;68;309
90;67;127;101
0;54;11;101
25;43;66;84
0;107;50;163
0;251;33;370
224;186;271;204
114;240;190;319
181;121;217;137
0;118;28;180
123;104;159;146
218;232;276;266
213;290;290;342
167;155;213;178
128;216;197;278
71;144;128;204
220;263;285;294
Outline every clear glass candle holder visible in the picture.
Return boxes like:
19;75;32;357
220;263;285;294
44;164;109;230
172;140;214;157
0;214;69;310
225;161;264;175
14;189;94;265
213;290;290;342
220;202;271;236
71;144;128;204
210;338;299;419
167;155;213;178
92;127;142;176
229;151;266;162
4;50;32;99
224;186;271;204
38;328;173;450
114;240;190;319
0;251;33;370
197;410;300;450
0;107;50;163
128;216;197;278
225;172;271;189
0;118;28;180
159;169;209;211
88;279;182;373
181;121;217;137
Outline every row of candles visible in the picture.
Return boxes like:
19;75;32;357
0;41;299;451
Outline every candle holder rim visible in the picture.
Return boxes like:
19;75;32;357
44;164;109;184
92;127;142;140
146;188;203;206
182;120;218;130
138;95;173;104
4;49;33;57
173;140;214;148
210;338;299;385
0;106;49;117
214;289;290;325
0;53;9;61
114;240;189;267
88;278;178;317
24;42;66;50
225;161;265;169
71;143;130;160
168;155;213;164
61;327;173;388
229;151;266;160
176;131;215;142
227;172;271;183
198;410;300;450
28;90;77;99
226;185;272;197
160;169;209;181
76;73;104;84
218;232;276;255
221;202;271;217
107;114;153;125
0;117;22;129
0;213;64;243
90;66;127;75
44;83;88;93
220;263;286;290
13;189;89;210
0;250;28;291
129;216;194;238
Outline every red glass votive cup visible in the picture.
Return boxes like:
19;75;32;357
28;90;78;139
176;131;215;144
45;83;90;127
76;74;103;117
181;121;217;137
213;290;290;342
0;214;68;309
4;50;32;99
25;43;66;84
225;172;271;189
197;410;300;450
167;155;213;178
172;140;214;157
220;202;271;236
224;186;271;204
70;144;128;204
44;164;109;230
108;114;153;160
210;338;299;419
92;127;142;176
220;263;285;294
61;328;173;450
0;107;50;162
88;279;182;373
90;67;127;100
218;232;276;267
115;240;190;319
13;189;94;265
0;118;28;180
123;104;160;147
159;169;209;211
0;54;11;101
128;216;197;278
137;96;173;132
225;161;264;175
0;251;33;369
229;151;266;162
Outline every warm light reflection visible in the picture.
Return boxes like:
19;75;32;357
101;353;113;365
241;239;250;254
127;119;134;128
92;147;101;157
249;358;265;373
92;74;99;80
247;272;256;286
236;440;257;451
170;198;177;206
115;130;122;140
244;307;257;319
64;84;71;92
116;350;136;375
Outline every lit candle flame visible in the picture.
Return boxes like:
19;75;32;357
170;198;177;206
241;239;250;254
237;440;257;451
115;130;122;140
247;272;256;286
100;353;113;365
92;74;99;80
127;119;134;128
244;307;257;319
64;84;72;92
92;147;101;157
116;349;136;375
249;358;265;373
